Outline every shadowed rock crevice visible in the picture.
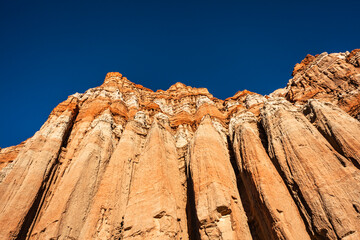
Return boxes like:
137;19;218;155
303;100;360;170
303;104;344;154
310;122;360;170
226;135;264;240
259;115;329;240
230;111;313;239
188;117;252;239
185;168;201;240
18;162;60;240
230;134;279;240
259;120;316;238
17;107;79;240
257;122;268;153
261;98;360;239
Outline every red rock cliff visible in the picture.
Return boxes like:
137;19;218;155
1;50;360;240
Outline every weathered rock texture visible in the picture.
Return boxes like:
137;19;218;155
229;112;310;240
283;50;360;120
1;49;360;240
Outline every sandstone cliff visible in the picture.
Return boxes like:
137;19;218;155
0;49;360;240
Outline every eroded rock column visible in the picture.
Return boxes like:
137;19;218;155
189;116;252;240
230;111;310;240
0;98;78;240
122;113;188;239
261;98;360;239
78;113;149;240
29;109;118;240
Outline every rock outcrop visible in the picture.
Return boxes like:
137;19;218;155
282;50;360;120
261;98;360;239
304;100;360;168
1;49;360;240
189;116;252;239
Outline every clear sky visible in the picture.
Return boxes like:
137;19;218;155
1;0;359;148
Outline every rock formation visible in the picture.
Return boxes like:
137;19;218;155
0;49;360;240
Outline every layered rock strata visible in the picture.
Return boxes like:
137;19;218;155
0;49;360;240
281;50;360;120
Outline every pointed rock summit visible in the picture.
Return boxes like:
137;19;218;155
1;49;360;240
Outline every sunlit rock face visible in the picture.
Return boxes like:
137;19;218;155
1;50;360;240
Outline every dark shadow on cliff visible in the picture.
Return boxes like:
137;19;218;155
185;166;201;240
226;135;264;240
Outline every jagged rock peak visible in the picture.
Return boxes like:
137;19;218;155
168;82;188;90
103;71;126;84
102;71;154;92
167;81;210;94
102;72;212;97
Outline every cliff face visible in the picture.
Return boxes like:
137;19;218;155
0;49;360;240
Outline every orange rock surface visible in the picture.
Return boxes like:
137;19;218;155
1;50;360;239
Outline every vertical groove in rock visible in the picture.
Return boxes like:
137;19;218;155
229;111;311;240
78;114;148;240
304;100;360;169
0;98;78;240
23;102;80;240
19;159;60;240
122;113;188;239
257;120;316;239
29;109;119;240
189;116;252;240
17;107;78;240
80;112;147;239
186;167;201;240
226;134;265;240
175;123;199;240
261;98;360;239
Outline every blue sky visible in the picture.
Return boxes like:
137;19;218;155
1;0;359;147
